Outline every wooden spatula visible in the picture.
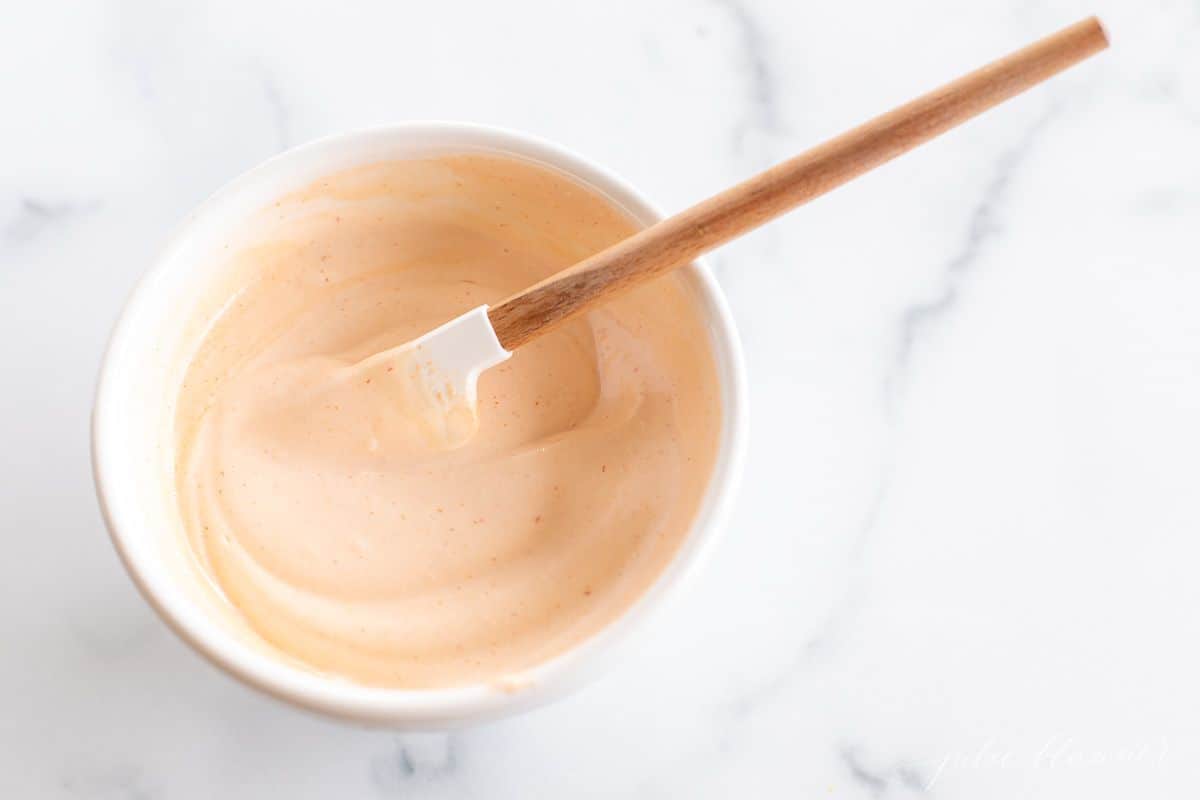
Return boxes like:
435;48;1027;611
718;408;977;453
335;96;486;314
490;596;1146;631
375;17;1108;442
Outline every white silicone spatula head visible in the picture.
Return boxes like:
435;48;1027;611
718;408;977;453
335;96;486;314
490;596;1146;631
358;305;510;448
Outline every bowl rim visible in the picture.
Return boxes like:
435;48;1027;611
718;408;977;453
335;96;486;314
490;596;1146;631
91;121;748;726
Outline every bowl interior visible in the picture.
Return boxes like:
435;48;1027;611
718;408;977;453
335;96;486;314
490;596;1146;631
93;124;746;725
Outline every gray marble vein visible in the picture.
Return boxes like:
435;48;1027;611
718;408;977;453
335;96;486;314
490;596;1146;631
709;0;782;152
259;68;292;151
841;746;889;795
370;732;459;794
3;197;99;246
716;105;1074;745
841;745;928;796
886;104;1061;403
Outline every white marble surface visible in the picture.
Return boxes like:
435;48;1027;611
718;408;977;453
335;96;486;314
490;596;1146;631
4;0;1199;796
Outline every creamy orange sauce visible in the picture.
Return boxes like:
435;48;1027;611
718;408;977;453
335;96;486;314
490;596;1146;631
175;154;721;688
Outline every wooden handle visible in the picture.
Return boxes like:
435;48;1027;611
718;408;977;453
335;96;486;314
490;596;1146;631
488;17;1108;350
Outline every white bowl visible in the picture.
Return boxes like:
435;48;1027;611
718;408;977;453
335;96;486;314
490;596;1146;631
92;123;748;727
